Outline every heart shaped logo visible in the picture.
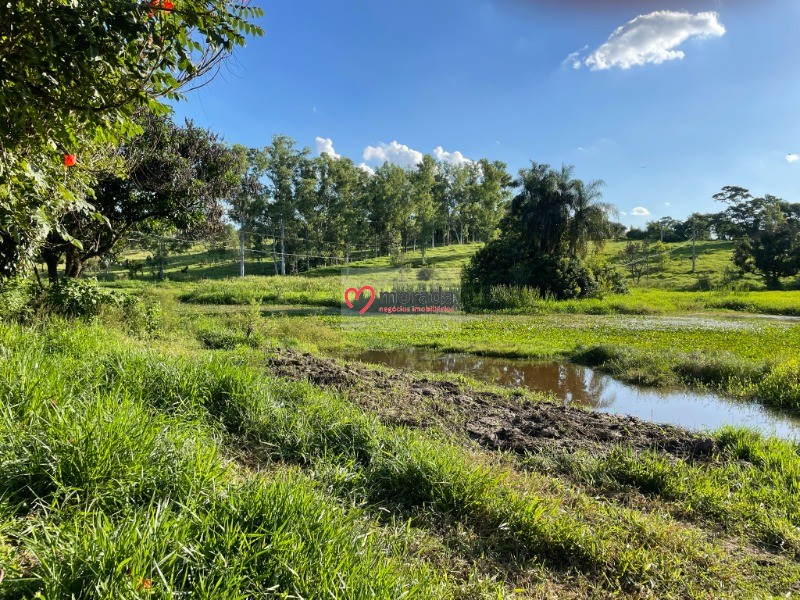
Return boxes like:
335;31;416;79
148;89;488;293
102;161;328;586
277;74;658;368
344;285;376;315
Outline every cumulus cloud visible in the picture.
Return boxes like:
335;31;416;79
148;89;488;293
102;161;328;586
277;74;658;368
571;11;725;71
433;146;473;166
363;141;424;169
631;207;651;216
787;153;799;163
314;137;340;159
358;162;375;176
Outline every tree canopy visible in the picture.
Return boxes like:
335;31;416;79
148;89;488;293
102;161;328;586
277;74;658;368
462;163;625;303
0;0;263;276
39;112;241;280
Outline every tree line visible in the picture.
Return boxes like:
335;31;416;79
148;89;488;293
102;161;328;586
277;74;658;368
23;112;517;280
626;186;800;288
228;134;514;275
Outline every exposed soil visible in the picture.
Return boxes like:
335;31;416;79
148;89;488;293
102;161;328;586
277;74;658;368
266;350;719;459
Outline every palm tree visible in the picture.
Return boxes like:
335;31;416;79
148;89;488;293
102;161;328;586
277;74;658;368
568;178;616;258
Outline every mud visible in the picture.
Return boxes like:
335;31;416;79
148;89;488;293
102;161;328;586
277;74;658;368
266;350;719;459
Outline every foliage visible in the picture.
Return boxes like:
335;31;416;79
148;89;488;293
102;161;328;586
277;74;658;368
38;112;241;281
39;277;124;319
0;0;263;276
0;278;35;322
622;240;669;283
417;266;437;281
462;163;625;303
733;200;800;288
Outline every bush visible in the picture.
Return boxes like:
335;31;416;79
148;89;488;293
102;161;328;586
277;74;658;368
0;278;34;322
121;299;163;338
40;278;124;319
462;244;627;310
388;246;408;268
417;267;437;281
695;274;714;292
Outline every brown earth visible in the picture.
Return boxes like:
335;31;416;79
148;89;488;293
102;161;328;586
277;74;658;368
266;350;718;459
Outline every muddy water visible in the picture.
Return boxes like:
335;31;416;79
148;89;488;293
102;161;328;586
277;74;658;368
353;348;800;440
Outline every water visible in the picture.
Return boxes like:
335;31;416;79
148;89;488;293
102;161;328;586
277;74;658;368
353;348;800;440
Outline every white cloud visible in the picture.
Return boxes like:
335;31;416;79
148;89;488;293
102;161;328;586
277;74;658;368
358;162;375;176
787;153;799;163
363;141;424;169
631;207;651;216
561;51;583;71
433;146;473;166
664;202;671;206
573;11;725;71
314;137;340;159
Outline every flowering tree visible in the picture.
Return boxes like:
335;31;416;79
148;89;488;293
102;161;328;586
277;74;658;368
0;0;263;276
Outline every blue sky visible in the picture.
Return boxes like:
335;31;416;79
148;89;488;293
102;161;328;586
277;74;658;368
173;0;800;226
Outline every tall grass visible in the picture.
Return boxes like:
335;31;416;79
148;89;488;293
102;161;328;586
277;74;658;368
0;324;453;598
4;321;799;596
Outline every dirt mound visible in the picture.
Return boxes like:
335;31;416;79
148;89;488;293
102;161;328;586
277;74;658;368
266;350;718;459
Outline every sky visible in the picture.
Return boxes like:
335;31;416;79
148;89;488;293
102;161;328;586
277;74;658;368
172;0;800;226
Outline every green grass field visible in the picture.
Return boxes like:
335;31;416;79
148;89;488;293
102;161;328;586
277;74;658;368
3;317;800;598
5;239;800;597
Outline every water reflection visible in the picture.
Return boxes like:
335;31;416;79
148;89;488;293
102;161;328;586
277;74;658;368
352;348;800;440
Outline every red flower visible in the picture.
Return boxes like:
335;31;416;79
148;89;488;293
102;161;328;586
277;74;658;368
64;154;76;167
163;0;174;11
136;578;152;590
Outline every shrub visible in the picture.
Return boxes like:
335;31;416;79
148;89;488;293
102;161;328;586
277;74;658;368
39;278;124;319
121;299;163;338
462;249;627;310
417;267;437;281
0;278;34;322
695;274;714;291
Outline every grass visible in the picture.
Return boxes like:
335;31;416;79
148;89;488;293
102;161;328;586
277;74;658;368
3;319;800;597
524;427;800;558
7;236;800;597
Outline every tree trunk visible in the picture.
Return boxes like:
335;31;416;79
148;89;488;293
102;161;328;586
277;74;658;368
64;247;84;278
239;230;245;277
280;221;286;276
43;252;60;283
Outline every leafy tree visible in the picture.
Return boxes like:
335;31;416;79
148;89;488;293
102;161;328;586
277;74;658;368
367;162;411;254
261;135;312;274
733;200;800;288
410;155;437;262
462;163;624;302
299;154;370;266
625;227;649;241
711;186;767;239
607;222;628;240
39;113;241;280
0;0;262;276
470;159;514;242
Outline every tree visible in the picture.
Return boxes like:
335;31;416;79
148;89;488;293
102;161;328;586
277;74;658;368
733;200;800;288
410;155;437;262
367;163;411;254
462;163;625;302
38;113;241;280
568;178;614;257
471;159;513;242
0;0;263;276
261;135;311;275
608;222;628;239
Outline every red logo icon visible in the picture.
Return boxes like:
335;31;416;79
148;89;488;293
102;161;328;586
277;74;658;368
344;286;375;314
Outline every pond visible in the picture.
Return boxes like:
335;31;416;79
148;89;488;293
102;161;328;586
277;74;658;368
353;348;800;440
